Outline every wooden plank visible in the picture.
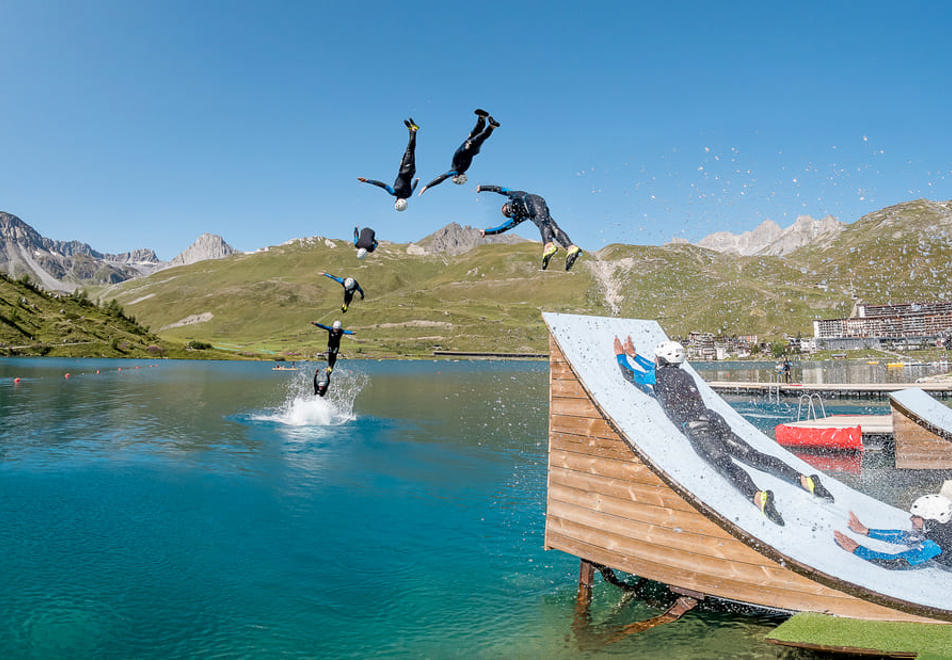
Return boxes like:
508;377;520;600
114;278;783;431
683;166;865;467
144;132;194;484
546;483;736;544
550;431;637;461
550;414;618;440
549;447;662;483
551;378;589;400
547;465;678;506
893;409;952;469
552;395;605;419
544;530;941;623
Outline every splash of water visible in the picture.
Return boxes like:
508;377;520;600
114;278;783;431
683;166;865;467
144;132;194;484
252;367;368;428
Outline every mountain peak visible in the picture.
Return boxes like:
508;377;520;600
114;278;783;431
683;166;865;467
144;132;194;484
697;215;844;256
413;222;530;256
169;234;236;267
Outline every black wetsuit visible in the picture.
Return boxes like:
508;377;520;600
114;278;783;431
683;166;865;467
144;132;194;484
311;322;354;369
321;272;365;312
479;186;575;248
652;363;804;500
619;352;805;501
420;114;496;193
314;367;331;397
353;227;378;253
359;130;419;199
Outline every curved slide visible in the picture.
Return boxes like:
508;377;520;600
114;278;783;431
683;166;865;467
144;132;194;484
544;312;952;620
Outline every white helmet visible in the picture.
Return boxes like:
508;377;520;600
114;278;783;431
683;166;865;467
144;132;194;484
451;173;467;185
332;320;342;330
356;247;368;260
344;277;356;289
910;494;952;524
394;198;408;212
654;340;686;366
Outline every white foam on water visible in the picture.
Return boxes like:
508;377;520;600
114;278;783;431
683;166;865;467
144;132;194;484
251;367;368;429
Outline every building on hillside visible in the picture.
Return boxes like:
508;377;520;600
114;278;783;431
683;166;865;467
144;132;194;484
814;301;952;350
684;332;757;360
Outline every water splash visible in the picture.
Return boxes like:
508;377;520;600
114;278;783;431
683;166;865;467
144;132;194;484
250;367;368;428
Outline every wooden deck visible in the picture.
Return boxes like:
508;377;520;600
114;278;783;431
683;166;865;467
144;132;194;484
545;334;945;623
707;381;952;399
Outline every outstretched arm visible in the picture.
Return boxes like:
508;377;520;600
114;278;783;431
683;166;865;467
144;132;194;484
614;336;655;394
321;272;344;285
410;178;420;194
343;329;355;335
476;184;511;195
482;217;520;236
418;171;455;196
357;177;394;195
311;321;331;331
356;284;365;299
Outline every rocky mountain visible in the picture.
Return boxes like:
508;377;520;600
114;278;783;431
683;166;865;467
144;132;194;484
697;214;845;256
168;233;236;267
410;222;530;256
0;212;234;291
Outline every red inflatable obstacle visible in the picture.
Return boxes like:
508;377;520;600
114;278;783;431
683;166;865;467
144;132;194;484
774;423;863;451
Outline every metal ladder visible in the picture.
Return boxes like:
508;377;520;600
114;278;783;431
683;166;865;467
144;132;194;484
796;393;826;421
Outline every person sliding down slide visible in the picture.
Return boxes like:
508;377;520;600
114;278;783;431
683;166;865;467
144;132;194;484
357;118;420;211
614;335;834;526
477;185;582;271
310;319;355;369
318;272;364;313
834;494;952;569
418;109;498;195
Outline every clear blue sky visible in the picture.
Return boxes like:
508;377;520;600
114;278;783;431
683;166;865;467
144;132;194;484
2;0;950;260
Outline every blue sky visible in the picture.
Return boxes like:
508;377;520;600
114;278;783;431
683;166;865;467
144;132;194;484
2;1;950;260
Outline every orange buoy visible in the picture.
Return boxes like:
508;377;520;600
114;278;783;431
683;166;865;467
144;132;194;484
14;377;21;383
64;373;70;379
118;367;122;372
96;370;100;374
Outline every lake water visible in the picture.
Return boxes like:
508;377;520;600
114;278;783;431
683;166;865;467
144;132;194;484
1;357;949;658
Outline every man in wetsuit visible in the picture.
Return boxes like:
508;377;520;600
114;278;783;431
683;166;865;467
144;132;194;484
358;118;420;211
477;185;583;271
834;495;952;569
418;109;498;195
314;366;332;397
353;226;378;260
310;319;355;369
319;272;364;312
614;335;833;526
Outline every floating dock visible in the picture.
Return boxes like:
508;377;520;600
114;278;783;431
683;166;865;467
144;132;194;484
707;381;952;399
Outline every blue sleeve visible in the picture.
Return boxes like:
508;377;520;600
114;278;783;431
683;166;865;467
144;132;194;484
314;322;330;331
854;539;942;568
867;528;917;544
343;329;354;335
411;178;419;194
357;284;364;298
322;273;344;285
631;354;654;371
616;354;655;395
484;217;520;235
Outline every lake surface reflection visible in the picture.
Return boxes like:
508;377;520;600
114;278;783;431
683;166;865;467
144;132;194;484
1;357;949;658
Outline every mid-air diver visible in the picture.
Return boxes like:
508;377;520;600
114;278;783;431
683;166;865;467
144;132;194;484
357;118;420;211
418;109;499;196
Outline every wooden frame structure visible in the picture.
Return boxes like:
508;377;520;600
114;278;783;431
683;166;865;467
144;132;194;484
544;333;947;624
891;393;952;470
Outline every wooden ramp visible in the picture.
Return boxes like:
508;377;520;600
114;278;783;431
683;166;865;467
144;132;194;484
543;313;952;624
890;388;952;469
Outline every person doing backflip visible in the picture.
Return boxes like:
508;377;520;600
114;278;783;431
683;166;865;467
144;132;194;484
358;118;420;211
614;335;833;526
834;494;952;569
319;272;364;312
354;226;378;260
418;109;498;195
314;366;332;397
310;319;355;369
477;185;582;271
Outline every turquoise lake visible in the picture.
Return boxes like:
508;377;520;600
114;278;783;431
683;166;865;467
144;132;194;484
1;357;946;658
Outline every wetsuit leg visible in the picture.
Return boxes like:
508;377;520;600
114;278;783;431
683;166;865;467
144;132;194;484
327;347;338;369
547;220;574;249
397;130;416;183
707;412;804;485
537;220;557;245
342;289;354;311
684;422;761;500
467;115;487;140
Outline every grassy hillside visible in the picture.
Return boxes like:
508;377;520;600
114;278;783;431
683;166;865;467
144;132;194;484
94;199;952;359
0;272;236;359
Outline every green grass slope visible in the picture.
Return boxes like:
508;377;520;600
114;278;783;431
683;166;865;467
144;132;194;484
0;272;234;359
101;199;952;358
